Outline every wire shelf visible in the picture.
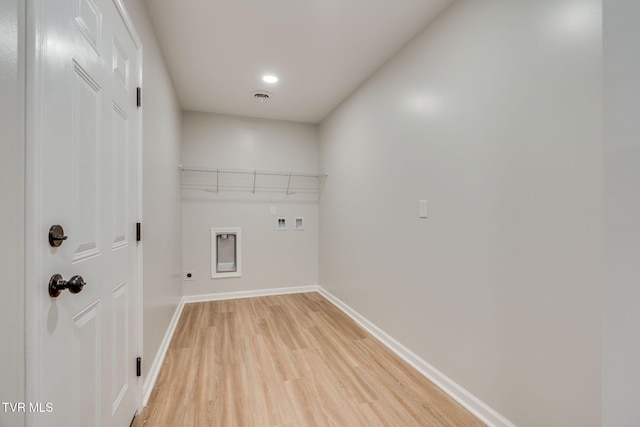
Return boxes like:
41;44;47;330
179;165;327;195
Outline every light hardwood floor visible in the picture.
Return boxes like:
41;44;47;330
133;292;485;426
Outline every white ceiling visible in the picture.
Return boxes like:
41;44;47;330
143;0;454;124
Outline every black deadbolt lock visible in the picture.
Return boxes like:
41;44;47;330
49;225;68;247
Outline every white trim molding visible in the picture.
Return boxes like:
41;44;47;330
317;287;515;427
142;299;185;406
182;285;319;304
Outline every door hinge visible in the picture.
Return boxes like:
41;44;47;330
136;357;141;377
136;222;141;242
136;87;142;108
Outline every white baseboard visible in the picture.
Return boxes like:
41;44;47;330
317;287;515;427
182;285;320;304
142;298;185;406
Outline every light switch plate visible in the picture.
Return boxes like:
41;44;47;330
419;200;428;218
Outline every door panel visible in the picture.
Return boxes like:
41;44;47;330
71;61;101;261
111;102;128;249
74;0;101;54
112;36;129;90
111;280;129;414
72;301;101;427
35;0;140;425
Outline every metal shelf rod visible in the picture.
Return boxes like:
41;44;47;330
179;165;325;179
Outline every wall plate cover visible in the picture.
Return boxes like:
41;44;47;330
211;227;242;278
419;200;428;218
277;217;287;230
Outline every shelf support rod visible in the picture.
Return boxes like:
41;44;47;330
252;171;257;194
286;173;292;195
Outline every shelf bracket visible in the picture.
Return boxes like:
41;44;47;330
252;171;257;194
286;173;292;195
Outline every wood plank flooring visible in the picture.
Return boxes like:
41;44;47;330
133;292;484;426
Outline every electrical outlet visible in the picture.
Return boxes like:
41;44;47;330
184;270;195;281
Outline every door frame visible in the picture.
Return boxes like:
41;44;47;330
24;0;144;423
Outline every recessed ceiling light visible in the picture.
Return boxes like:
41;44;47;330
262;75;278;84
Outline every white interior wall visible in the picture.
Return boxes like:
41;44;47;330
123;0;183;380
603;0;640;425
181;112;318;296
318;1;601;425
0;0;25;425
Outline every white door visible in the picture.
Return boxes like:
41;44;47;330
32;0;141;425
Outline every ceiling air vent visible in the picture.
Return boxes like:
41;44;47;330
251;90;272;102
